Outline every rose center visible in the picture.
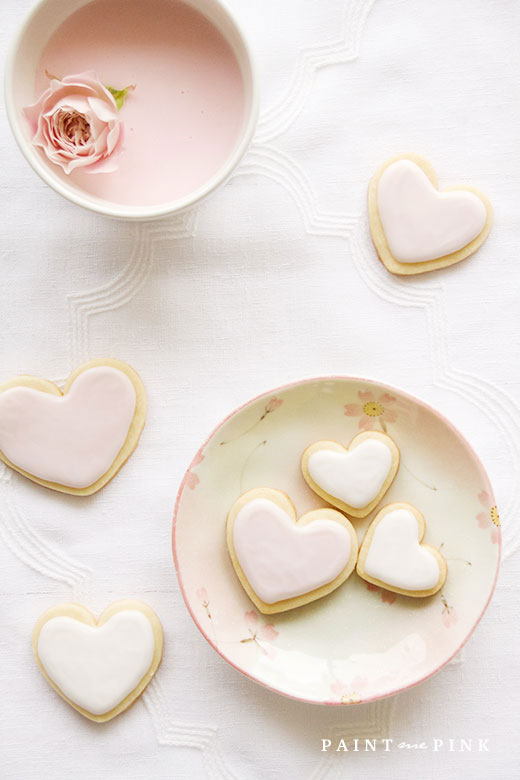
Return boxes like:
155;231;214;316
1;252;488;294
57;109;92;146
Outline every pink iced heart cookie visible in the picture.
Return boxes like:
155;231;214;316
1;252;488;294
368;154;492;275
226;488;358;614
357;502;447;597
0;359;146;495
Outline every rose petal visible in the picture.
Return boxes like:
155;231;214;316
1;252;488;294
88;95;118;122
105;124;121;155
62;72;118;109
81;155;116;174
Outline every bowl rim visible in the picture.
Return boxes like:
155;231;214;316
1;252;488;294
172;373;501;706
4;0;259;221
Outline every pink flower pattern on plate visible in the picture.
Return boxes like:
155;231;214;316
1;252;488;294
196;587;208;603
187;452;205;490
264;397;283;415
344;390;399;432
365;581;397;605
329;675;368;704
441;594;458;628
476;490;500;544
186;472;199;490
241;610;279;658
197;587;211;620
219;397;284;445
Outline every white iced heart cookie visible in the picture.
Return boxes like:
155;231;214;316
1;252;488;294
368;154;492;275
357;503;447;597
226;488;358;614
0;358;146;495
33;600;163;722
301;432;400;518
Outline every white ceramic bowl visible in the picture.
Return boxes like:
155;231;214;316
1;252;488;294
4;0;258;220
173;376;500;705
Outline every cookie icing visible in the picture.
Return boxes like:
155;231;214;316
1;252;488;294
307;438;393;509
37;610;155;716
0;366;136;488
377;159;487;263
233;498;352;604
364;508;440;591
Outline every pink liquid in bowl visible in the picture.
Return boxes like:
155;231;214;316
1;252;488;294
35;0;246;206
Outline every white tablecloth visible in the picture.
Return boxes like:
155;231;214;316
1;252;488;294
1;0;519;777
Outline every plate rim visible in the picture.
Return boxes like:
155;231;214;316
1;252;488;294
172;374;501;705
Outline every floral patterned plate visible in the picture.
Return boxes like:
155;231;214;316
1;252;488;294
173;377;500;704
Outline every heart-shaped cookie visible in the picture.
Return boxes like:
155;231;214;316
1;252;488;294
368;154;492;275
356;503;447;597
33;600;163;722
226;488;358;614
301;431;399;518
0;358;146;495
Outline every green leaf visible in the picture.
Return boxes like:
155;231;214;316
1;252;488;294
107;84;135;111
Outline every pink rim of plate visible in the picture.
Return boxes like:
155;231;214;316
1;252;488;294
172;375;501;705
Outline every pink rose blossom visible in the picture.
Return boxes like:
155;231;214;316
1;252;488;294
23;71;128;174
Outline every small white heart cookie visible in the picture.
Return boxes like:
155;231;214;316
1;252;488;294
301;431;400;518
356;503;447;597
0;358;146;495
226;488;358;614
33;600;163;722
368;154;492;275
